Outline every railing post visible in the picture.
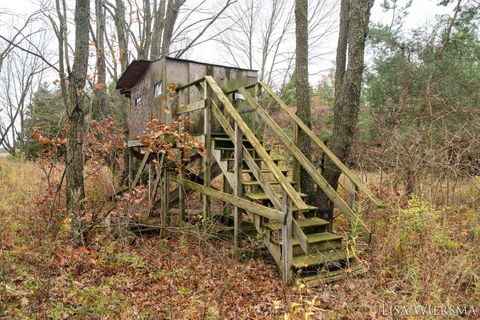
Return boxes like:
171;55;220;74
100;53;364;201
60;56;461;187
148;163;153;207
292;122;300;191
233;122;243;249
178;142;185;226
203;79;211;218
128;148;134;188
281;190;293;284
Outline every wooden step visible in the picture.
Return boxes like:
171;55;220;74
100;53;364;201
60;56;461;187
292;250;351;269
211;136;262;142
242;179;296;186
245;192;307;201
223;156;282;162
272;232;342;247
234;168;289;174
296;263;367;286
214;146;257;151
292;204;318;212
263;217;329;231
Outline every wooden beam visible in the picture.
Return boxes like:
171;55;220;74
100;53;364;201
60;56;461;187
128;148;134;187
175;77;205;92
211;149;235;187
233;122;242;249
203;79;211;218
127;140;144;147
210;100;310;255
171;177;285;222
176;99;206;115
205;76;309;211
292;123;300;192
239;87;372;240
211;101;282;210
132;150;151;189
259;81;385;208
282;191;293;284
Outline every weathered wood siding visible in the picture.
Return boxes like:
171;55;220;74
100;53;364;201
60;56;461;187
127;58;258;139
128;67;154;139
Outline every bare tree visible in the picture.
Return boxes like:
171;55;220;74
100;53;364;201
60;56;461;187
102;0;233;73
0;10;42;73
0;48;47;154
215;0;337;86
0;12;49;155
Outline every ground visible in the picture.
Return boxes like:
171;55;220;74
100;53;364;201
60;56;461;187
0;158;479;319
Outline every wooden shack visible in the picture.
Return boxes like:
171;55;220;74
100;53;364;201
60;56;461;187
116;57;258;140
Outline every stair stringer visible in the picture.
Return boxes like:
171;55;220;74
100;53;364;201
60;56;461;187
210;99;311;256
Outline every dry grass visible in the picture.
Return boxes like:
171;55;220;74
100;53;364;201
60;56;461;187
0;158;479;319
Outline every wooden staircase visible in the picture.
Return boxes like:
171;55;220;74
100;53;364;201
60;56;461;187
139;75;384;284
210;134;366;284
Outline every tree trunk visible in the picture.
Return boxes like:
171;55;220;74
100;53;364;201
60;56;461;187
95;0;108;118
150;0;167;59
316;0;374;222
160;0;185;57
295;0;316;204
67;0;90;244
114;0;128;72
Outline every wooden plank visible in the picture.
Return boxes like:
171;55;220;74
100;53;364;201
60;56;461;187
161;168;170;220
233;123;242;249
281;191;293;284
132;150;151;189
210;100;282;211
292;123;300;191
239;88;372;240
259;81;384;208
245;192;307;201
128;149;134;187
127;139;144;147
171;177;285;222
203;79;211;218
211;149;235;187
205;76;309;211
292;251;350;269
176;99;205;115
210;96;309;255
242;179;297;186
148;164;153;207
175;77;205;92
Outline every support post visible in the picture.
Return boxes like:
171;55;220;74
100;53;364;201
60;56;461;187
179;119;186;225
292;122;300;192
179;156;185;226
222;174;230;217
281;190;293;284
233;122;243;249
161;168;170;237
128;148;134;188
203;80;211;218
148;163;153;207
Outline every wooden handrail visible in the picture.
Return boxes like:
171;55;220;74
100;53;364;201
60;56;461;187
210;98;309;254
258;81;385;209
175;77;205;92
239;87;371;240
205;75;310;211
224;82;257;94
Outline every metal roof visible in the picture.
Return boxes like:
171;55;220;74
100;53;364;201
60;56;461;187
116;60;152;94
